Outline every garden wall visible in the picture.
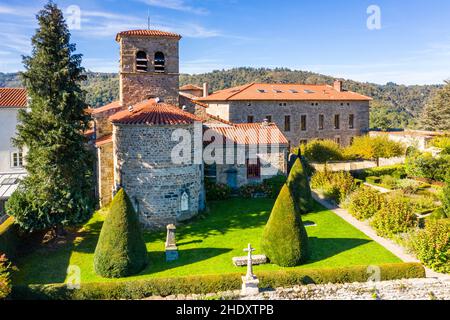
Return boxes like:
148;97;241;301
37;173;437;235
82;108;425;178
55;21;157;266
312;157;405;172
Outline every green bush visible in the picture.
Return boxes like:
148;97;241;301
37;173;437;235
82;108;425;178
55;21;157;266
371;194;417;238
366;176;382;184
443;177;450;217
286;157;314;214
94;189;149;278
405;153;450;182
0;217;20;260
301;139;345;163
353;165;405;180
411;219;450;273
205;179;232;200
311;169;356;204
347;187;386;221
11;263;426;300
0;254;13;300
380;175;398;189
261;185;309;267
263;175;287;199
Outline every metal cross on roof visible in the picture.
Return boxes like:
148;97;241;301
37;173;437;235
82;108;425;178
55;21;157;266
243;243;256;280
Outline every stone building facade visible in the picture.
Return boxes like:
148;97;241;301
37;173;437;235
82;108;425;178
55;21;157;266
198;83;371;147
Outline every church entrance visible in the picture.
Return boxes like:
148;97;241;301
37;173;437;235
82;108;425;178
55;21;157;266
225;168;238;190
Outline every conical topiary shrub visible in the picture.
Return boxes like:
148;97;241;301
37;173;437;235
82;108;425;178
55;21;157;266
261;184;309;267
94;189;148;278
286;155;314;214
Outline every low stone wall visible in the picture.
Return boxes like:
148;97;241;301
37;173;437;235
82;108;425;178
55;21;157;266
144;278;450;301
312;157;405;172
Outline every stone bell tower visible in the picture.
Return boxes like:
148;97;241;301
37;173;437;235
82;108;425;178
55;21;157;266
116;30;181;107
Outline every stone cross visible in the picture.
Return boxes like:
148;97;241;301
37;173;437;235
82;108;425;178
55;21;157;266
244;243;256;280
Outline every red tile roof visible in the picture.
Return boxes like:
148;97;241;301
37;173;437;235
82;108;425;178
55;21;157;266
180;84;203;91
95;134;113;147
197;83;372;102
116;29;182;42
205;122;289;145
0;88;28;108
91;101;122;116
110;99;202;125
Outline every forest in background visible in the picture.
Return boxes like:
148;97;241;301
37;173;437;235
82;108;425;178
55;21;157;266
1;67;444;129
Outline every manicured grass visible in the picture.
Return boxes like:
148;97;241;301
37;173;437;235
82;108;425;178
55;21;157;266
13;199;401;285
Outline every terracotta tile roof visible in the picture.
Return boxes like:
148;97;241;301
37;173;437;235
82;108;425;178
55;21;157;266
91;101;122;116
180;84;203;91
0;88;28;108
95;134;113;147
116;29;182;42
205;122;289;145
110;99;202;125
197;83;372;102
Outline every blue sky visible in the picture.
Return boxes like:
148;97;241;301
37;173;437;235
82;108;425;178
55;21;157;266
0;0;450;85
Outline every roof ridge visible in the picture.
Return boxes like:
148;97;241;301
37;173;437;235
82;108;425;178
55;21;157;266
225;82;255;101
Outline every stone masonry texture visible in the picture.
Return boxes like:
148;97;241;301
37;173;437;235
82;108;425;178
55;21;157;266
206;100;370;147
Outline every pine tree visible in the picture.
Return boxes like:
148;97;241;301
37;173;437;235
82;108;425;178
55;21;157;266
261;184;309;267
421;80;450;131
6;1;94;233
94;189;148;278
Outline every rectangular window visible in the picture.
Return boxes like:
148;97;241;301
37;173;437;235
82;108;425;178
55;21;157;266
247;158;261;179
334;114;340;130
300;140;308;146
265;115;272;123
334;136;341;145
349;137;355;145
301;115;307;131
11;151;23;168
318;114;324;130
284;116;291;132
247;115;254;123
349;114;355;129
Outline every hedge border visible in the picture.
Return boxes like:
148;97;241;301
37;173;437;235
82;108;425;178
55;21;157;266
11;262;425;300
0;217;19;259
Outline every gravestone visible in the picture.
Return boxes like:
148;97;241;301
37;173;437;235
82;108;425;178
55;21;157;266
241;243;260;296
165;224;179;261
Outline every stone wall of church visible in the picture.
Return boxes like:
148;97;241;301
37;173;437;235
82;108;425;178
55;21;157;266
207;101;370;147
119;36;180;107
113;123;203;229
98;142;114;206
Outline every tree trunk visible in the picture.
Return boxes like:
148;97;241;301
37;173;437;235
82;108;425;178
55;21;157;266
54;225;67;238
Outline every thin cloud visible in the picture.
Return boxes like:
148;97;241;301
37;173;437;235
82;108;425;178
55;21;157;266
137;0;209;15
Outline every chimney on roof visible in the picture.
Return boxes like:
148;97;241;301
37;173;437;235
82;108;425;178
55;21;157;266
203;82;209;98
334;80;343;92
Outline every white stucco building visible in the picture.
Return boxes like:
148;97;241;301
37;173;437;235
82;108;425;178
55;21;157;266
0;88;28;216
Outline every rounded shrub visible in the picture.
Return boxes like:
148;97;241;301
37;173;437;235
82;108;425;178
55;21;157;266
371;194;417;238
411;219;450;273
302;139;345;163
347;187;386;220
261;185;309;267
94;189;149;278
287;157;314;214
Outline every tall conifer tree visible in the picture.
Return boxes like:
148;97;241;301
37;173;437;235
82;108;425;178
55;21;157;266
421;81;450;131
6;1;94;233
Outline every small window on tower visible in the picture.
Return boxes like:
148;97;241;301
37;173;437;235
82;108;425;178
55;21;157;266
136;51;148;72
154;52;165;72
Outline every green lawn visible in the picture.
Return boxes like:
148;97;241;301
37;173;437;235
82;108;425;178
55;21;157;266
14;198;401;285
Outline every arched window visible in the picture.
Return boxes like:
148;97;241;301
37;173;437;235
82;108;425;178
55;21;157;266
136;51;148;72
181;192;189;212
154;52;165;72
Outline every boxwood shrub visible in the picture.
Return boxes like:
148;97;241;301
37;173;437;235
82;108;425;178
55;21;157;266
0;217;20;260
11;263;425;300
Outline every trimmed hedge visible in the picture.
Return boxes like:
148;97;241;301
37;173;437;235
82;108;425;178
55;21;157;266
0;217;19;259
352;165;405;180
287;157;314;214
11;263;425;300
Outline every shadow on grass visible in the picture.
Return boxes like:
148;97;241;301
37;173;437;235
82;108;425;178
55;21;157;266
307;237;372;263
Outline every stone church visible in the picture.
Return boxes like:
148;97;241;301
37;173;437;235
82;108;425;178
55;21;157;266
92;30;289;229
